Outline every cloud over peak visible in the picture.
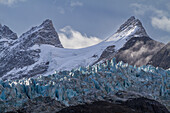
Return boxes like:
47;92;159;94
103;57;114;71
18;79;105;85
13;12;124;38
58;26;102;49
131;3;170;33
131;3;167;17
151;16;170;32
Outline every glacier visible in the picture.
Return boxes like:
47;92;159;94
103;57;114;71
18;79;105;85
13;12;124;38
0;58;169;112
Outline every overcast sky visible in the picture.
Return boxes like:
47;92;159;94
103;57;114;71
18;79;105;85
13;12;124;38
0;0;169;48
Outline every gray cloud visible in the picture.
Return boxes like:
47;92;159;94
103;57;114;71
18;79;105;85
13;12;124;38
131;3;170;33
151;16;170;32
131;3;167;17
57;7;65;14
166;2;170;11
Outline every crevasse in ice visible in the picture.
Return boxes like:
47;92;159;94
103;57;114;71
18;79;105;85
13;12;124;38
0;58;169;110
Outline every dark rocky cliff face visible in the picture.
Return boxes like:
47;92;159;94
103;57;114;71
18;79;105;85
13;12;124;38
114;36;165;66
147;42;170;69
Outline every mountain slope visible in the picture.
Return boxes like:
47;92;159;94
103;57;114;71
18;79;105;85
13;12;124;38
147;42;170;69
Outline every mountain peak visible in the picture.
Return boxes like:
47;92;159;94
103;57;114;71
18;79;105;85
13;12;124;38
40;19;53;28
116;16;148;37
19;19;63;49
106;16;149;42
0;24;18;40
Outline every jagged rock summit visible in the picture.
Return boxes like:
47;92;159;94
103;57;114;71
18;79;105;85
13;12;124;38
18;19;63;49
0;24;18;59
106;16;148;42
116;16;148;37
0;23;17;40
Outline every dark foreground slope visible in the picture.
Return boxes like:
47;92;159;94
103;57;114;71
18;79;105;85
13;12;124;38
58;97;169;113
6;97;169;113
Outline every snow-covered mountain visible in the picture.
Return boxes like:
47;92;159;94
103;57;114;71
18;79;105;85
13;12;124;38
0;20;63;80
0;16;167;80
100;16;165;66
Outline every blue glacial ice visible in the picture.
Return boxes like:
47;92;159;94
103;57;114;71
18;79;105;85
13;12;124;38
0;58;169;110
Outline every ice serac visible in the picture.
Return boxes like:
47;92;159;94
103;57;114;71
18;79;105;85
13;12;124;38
100;16;165;66
0;19;63;80
148;42;170;69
